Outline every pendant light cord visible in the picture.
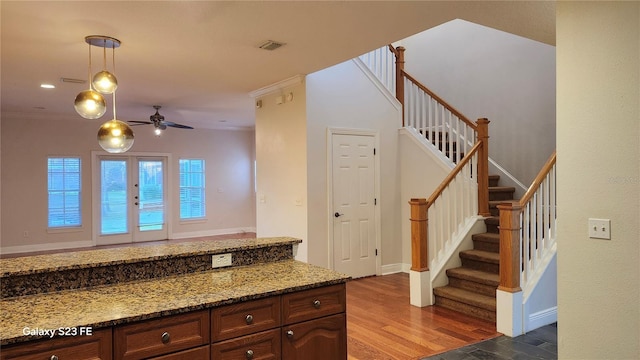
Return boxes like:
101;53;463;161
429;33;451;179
88;42;93;90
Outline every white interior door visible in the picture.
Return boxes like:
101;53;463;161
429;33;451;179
331;133;376;278
96;155;168;245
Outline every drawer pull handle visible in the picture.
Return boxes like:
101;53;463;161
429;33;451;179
246;349;254;359
245;314;254;325
50;356;59;360
161;331;170;344
286;330;294;338
313;299;321;309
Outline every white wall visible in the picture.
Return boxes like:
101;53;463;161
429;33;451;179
402;19;556;187
0;113;256;252
557;2;639;358
254;81;309;262
524;254;557;332
398;128;451;268
306;59;402;269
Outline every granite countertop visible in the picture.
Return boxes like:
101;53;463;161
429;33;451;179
1;237;301;277
0;259;350;346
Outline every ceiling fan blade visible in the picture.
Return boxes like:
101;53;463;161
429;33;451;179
128;120;153;125
163;121;194;129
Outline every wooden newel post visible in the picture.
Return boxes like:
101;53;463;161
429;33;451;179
394;46;406;126
409;198;428;272
476;118;490;217
497;202;522;292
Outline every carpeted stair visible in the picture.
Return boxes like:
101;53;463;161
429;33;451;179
433;174;516;323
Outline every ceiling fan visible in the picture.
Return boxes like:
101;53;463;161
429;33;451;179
128;105;194;134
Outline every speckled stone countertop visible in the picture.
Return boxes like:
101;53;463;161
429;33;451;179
0;260;350;346
1;237;301;277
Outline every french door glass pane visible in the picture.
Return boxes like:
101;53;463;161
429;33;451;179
101;160;128;235
138;160;164;231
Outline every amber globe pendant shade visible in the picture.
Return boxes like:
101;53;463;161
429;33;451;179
74;89;106;119
97;119;134;153
92;70;118;94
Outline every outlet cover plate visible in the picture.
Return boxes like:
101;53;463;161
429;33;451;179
588;218;611;240
212;253;233;268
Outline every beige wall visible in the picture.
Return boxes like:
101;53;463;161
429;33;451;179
306;59;402;270
0;113;256;253
557;2;639;358
254;82;309;261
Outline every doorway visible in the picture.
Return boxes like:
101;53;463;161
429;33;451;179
329;130;380;278
93;154;169;245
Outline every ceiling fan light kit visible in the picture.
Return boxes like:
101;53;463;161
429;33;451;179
128;105;194;135
73;35;135;153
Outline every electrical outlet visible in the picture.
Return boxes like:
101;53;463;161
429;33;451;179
212;253;233;268
588;218;611;240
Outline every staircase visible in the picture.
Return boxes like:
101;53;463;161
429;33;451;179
433;174;516;322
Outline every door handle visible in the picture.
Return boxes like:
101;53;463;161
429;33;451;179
334;212;343;218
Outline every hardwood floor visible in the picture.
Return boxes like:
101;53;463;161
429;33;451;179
346;273;501;360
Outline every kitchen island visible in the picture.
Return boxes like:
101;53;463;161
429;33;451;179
0;237;350;359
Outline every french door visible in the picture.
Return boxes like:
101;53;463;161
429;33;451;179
94;155;168;245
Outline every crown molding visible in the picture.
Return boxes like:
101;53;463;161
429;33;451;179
248;74;305;98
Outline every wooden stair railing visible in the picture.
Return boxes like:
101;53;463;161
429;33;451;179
359;45;490;276
498;152;557;293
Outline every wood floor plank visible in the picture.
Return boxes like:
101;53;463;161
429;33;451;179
347;273;501;360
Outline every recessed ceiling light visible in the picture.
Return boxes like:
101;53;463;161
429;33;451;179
40;84;55;89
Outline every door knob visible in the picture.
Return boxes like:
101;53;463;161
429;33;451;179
334;212;343;218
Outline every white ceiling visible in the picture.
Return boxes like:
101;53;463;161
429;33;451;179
1;1;555;130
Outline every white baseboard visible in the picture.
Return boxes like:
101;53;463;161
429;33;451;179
526;306;558;332
381;263;410;275
1;240;94;255
170;227;256;240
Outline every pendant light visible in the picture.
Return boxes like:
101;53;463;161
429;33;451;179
74;38;106;119
98;92;134;153
91;36;119;94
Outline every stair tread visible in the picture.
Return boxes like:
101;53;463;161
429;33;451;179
460;249;500;264
434;286;496;311
489;200;519;206
472;232;499;241
446;267;499;286
489;186;516;192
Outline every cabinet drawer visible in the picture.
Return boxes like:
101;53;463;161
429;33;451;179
281;284;346;325
0;328;112;360
148;345;209;359
211;328;280;360
114;310;209;360
212;297;281;341
282;313;347;360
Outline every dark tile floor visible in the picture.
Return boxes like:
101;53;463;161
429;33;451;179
422;323;557;360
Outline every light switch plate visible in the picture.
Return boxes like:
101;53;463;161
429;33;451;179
212;253;233;268
588;218;611;240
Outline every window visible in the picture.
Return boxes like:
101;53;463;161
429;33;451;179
48;157;81;227
179;159;205;219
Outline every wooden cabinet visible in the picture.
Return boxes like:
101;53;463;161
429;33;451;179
211;329;281;360
0;328;112;360
281;285;347;360
212;284;347;360
114;310;209;360
282;314;346;360
148;345;209;359
1;284;346;360
282;284;346;325
212;296;281;341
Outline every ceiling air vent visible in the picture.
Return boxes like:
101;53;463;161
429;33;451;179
60;77;86;84
258;40;285;51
